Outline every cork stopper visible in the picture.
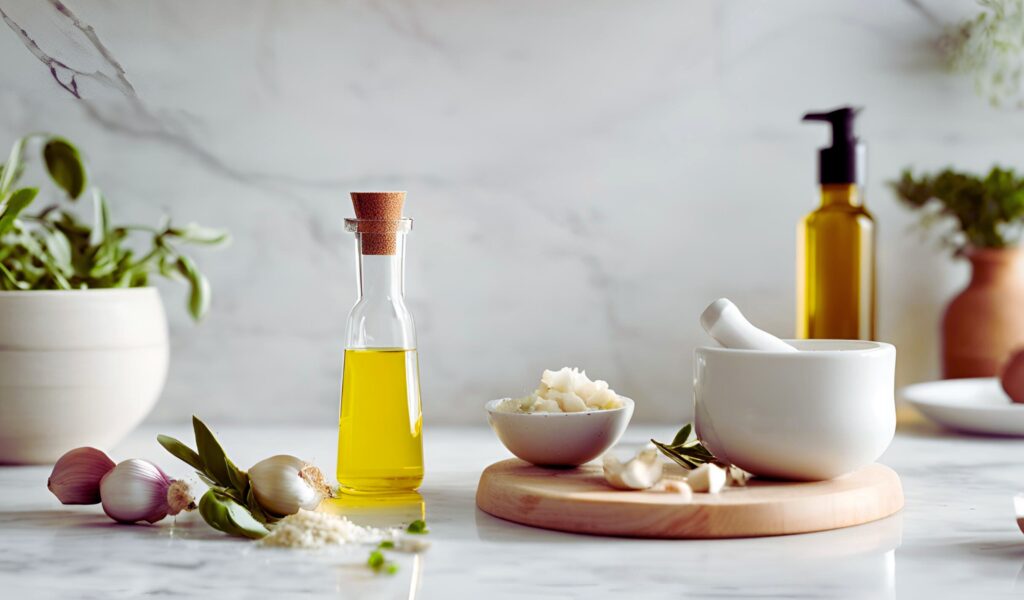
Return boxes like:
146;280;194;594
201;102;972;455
350;192;406;255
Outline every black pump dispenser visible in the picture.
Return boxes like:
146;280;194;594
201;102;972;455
802;107;863;185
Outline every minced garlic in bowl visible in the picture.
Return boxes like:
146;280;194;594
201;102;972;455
494;367;624;414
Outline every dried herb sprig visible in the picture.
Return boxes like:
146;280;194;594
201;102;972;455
651;423;718;470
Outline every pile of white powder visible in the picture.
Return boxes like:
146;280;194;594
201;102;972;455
259;509;399;549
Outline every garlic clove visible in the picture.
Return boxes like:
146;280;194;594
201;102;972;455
728;466;752;487
602;455;627;489
48;447;116;505
661;479;694;500
603;445;664;490
100;459;194;524
541;368;575;393
249;455;332;517
551;390;587;412
688;463;727;494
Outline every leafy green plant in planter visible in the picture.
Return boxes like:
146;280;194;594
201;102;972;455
890;166;1024;254
0;134;228;319
891;165;1024;379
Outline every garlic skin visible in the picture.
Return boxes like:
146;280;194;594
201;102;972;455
48;447;115;505
688;463;727;494
603;445;664;490
99;459;196;524
248;455;331;516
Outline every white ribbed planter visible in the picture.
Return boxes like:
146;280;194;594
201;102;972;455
0;288;168;464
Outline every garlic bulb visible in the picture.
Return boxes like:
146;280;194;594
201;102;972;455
99;459;196;524
48;447;115;505
603;445;664;490
248;455;331;516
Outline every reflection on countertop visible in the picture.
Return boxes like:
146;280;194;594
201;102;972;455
0;425;1022;598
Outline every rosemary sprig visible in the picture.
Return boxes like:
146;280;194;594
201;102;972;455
651;423;718;470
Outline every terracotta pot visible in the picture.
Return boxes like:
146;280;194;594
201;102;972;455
942;247;1024;378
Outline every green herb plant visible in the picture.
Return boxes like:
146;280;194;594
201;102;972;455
891;166;1024;254
158;416;272;539
650;423;718;469
0;134;228;320
943;0;1024;108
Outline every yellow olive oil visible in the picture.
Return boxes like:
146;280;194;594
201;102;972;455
337;348;423;493
797;183;876;340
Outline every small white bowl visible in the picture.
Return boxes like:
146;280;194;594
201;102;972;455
485;397;634;467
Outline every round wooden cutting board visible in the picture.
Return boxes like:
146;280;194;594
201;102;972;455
476;459;904;538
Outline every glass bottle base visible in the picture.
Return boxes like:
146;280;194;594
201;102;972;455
337;476;423;495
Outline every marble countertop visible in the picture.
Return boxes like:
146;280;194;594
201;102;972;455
1;423;1023;599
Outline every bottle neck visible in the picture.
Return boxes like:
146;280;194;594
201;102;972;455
357;252;405;301
820;183;861;207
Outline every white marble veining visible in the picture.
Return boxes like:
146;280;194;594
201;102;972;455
1;424;1023;599
0;1;1020;425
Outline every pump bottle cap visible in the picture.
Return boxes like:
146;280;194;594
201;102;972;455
802;107;864;185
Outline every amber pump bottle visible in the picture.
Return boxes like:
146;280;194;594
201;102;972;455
797;107;876;340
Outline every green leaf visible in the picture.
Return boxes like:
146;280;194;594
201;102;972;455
0;262;28;290
177;255;210;321
198;488;269;539
225;456;249;495
38;227;72;275
0;187;37;235
670;424;693;447
651;440;699;469
89;189;110;246
157;434;205;471
43;138;87;199
192;415;233;488
0;137;27;196
169;223;231;246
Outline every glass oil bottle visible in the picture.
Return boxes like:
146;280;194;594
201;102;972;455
797;107;876;340
337;192;423;494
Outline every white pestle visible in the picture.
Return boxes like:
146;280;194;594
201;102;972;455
700;298;798;352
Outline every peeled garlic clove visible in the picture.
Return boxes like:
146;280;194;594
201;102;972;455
541;368;575;393
688;463;727;494
550;390;587;412
249;455;332;517
48;447;116;505
602;455;627;488
728;466;752;487
662;479;694;500
100;459;196;524
603;446;664;490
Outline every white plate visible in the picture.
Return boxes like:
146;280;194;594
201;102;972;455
900;378;1024;436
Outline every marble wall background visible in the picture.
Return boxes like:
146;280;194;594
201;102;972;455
0;0;1011;424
